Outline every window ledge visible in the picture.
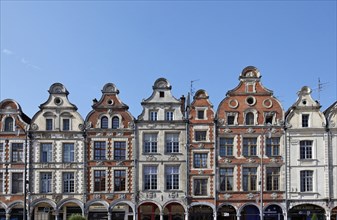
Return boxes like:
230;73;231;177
297;159;317;162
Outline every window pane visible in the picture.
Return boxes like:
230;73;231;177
114;142;126;160
41;143;53;162
4;117;14;131
63;172;75;193
63;119;70;131
144;166;157;190
114;170;126;191
46;119;53;130
243;138;257;156
243;168;257;191
41;172;52;193
94;170;106;191
166;166;179;190
144;134;157;153
195;131;207;141
112;116;119;129
101;116;108;129
166;133;179;153
12;143;24;162
220;168;233;191
94;141;106;160
194;153;207;168
63;143;74;162
220;138;233;156
12;173;23;193
194;179;207;195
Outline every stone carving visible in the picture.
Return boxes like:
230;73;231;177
146;155;157;161
120;194;126;199
168;155;179;161
246;128;255;133
169;192;178;198
106;194;114;200
271;193;278;199
198;170;204;175
146;192;156;199
223;193;232;200
224;158;232;163
247;158;256;163
198;143;205;148
31;123;38;130
94;194;101;199
247;193;255;199
224;128;232;133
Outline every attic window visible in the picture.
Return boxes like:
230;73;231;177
160;91;165;98
54;97;62;105
302;100;307;105
107;99;113;105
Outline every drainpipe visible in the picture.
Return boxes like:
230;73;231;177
284;126;288;220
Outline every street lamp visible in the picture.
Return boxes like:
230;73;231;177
260;124;272;220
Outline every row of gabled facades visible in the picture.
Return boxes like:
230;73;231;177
0;66;336;220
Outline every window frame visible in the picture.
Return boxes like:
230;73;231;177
94;141;106;160
165;111;174;121
219;137;234;156
302;114;309;127
242;167;257;191
94;170;106;192
62;118;70;131
11;143;24;163
300;170;313;192
193;178;208;196
112;116;119;129
266;167;280;191
149;111;158;121
166;166;179;190
63;143;75;163
165;133;179;153
46;118;53;131
242;137;257;157
40;172;52;193
101;116;109;129
41;143;53;162
194;130;207;142
114;141;126;160
266;137;280;157
4;117;14;132
300;140;313;159
219;168;234;191
12;173;23;194
193;153;208;168
144;133;158;153
63;172;75;193
114;170;126;191
245;112;255;125
144;166;157;190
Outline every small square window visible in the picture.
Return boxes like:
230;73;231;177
159;91;165;98
197;110;205;119
227;115;235;125
195;131;207;141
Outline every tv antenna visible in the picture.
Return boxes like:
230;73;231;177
313;78;328;103
190;79;199;98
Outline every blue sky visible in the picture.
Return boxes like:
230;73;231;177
1;1;336;118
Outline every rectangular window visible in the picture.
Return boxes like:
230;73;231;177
300;170;313;192
220;168;233;191
159;91;165;98
219;138;233;156
94;141;106;160
197;110;205;119
12;173;23;194
41;143;53;162
114;141;126;160
243;167;257;191
195;131;207;141
144;166;157;190
300;140;312;159
265;114;273;124
242;138;257;156
46;118;53;130
12;143;23;162
165;111;173;121
63;118;70;131
94;170;106;192
166;133;179;153
166;166;179;190
114;170;126;191
144;133;157;153
40;172;52;193
227;115;235;125
266;138;280;157
63;143;74;162
194;153;207;168
194;179;207;196
302;114;309;127
63;172;75;193
0;173;3;193
0;143;4;162
266;167;280;191
150;111;157;121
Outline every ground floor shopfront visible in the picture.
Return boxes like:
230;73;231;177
1;201;337;220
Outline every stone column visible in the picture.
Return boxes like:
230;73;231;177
184;211;189;220
5;213;10;220
108;211;112;220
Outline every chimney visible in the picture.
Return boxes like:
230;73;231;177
180;95;186;115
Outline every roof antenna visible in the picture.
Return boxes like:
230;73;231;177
315;78;328;103
190;79;199;98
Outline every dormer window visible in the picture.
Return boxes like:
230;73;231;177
112;116;119;129
4;117;14;132
101;116;108;129
46;119;53;131
197;110;205;119
150;111;157;121
302;114;309;127
245;112;254;125
63;119;70;131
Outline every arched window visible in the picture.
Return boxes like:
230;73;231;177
112;116;119;129
101;116;108;129
4;117;14;131
245;112;254;125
